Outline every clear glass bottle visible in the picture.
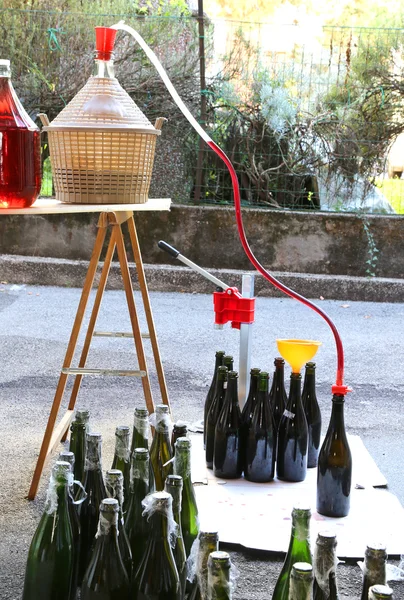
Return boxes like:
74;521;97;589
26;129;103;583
165;475;187;599
188;530;220;600
288;562;313;600
150;404;173;491
368;585;394;599
207;551;232;600
313;531;339;600
105;469;132;579
174;436;199;557
360;544;387;600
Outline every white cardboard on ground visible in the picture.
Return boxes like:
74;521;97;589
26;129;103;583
191;434;404;557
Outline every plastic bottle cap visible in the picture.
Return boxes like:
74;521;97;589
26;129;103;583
95;27;117;61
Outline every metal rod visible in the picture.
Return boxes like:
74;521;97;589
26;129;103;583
93;331;150;339
62;368;147;377
238;273;254;408
177;253;229;290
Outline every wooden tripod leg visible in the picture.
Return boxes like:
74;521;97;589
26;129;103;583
127;216;170;408
60;229;117;443
114;223;155;416
28;225;107;500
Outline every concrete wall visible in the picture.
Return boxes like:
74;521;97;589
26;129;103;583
0;204;403;278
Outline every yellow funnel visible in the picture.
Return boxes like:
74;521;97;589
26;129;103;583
276;339;322;373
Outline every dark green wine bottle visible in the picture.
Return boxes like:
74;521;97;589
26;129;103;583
269;358;288;432
172;421;188;453
78;432;108;583
165;475;187;599
213;371;242;479
105;469;133;579
174;437;199;557
223;355;234;371
313;532;339;600
132;491;181;599
206;366;228;469
240;368;261;469
111;425;131;513
81;498;130;600
59;451;81;600
368;585;393;599
188;530;219;600
22;461;75;600
288;562;313;600
317;395;352;517
69;409;90;484
277;373;308;482
207;551;232;600
150;404;173;491
131;407;149;454
272;506;312;600
302;362;322;468
244;371;276;483
203;350;226;447
125;447;150;577
360;544;387;600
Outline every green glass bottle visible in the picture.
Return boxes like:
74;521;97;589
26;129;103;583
111;425;131;513
277;373;308;482
69;409;90;484
125;447;151;577
241;368;261;431
213;370;242;479
165;475;187;599
131;407;150;454
207;551;232;600
105;469;133;579
172;421;188;454
269;358;288;432
313;532;339;600
222;355;234;371
22;461;75;600
150;404;173;491
288;562;313;600
360;544;387;600
302;362;322;468
78;432;108;584
188;530;219;600
272;506;312;600
206;366;228;469
317;395;352;517
204;350;226;447
244;371;276;483
81;498;130;600
174;436;199;557
368;585;394;599
132;491;180;600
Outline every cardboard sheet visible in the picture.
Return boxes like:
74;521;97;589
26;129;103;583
191;434;404;558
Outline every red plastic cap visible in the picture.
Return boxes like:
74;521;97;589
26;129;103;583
331;384;352;396
95;27;117;61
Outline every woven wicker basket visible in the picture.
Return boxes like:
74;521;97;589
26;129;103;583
42;77;164;204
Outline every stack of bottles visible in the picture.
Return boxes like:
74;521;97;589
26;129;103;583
22;404;201;600
204;350;352;518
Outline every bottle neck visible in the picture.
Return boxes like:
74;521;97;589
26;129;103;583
275;364;285;385
166;486;182;525
94;58;115;79
226;376;238;404
329;395;346;430
46;478;70;514
85;442;103;471
303;370;316;396
291;512;310;542
289;374;302;404
175;448;191;479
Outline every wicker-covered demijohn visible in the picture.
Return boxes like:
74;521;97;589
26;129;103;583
42;76;164;204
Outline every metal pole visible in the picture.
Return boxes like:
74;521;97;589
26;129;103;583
193;0;207;204
238;273;254;409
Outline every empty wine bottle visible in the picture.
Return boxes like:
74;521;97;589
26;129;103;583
244;371;276;482
172;421;188;453
131;407;149;454
360;544;387;600
277;372;308;482
206;366;228;469
289;562;313;600
78;432;108;583
188;530;219;600
269;358;288;432
111;425;131;513
213;370;242;479
174;437;199;557
207;551;232;600
69;409;90;484
150;404;173;491
105;469;132;579
204;350;226;447
22;461;75;600
240;368;261;467
59;451;81;600
125;447;150;577
132;491;180;600
313;532;339;600
272;506;312;600
165;475;187;599
81;498;130;600
317;394;352;517
223;355;234;370
368;585;393;599
302;362;322;468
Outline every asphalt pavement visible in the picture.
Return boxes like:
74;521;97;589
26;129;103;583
0;285;403;599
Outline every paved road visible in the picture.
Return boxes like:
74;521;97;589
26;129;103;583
0;285;403;599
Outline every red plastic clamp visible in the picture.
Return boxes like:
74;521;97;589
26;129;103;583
213;288;255;330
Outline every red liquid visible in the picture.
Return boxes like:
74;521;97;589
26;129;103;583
0;77;41;208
